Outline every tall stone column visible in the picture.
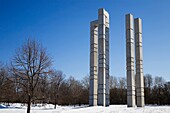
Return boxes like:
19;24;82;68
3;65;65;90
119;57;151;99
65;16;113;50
134;18;145;107
126;14;136;107
89;8;110;107
98;8;107;106
105;11;110;106
89;20;98;106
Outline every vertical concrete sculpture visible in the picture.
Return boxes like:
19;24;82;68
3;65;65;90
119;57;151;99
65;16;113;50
89;20;98;106
134;18;145;107
98;8;109;106
126;14;136;107
89;9;144;107
89;8;109;107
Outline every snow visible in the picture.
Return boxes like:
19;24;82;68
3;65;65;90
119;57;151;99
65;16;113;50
0;104;8;109
0;103;170;113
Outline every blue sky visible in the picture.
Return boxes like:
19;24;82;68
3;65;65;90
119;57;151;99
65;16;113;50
0;0;170;81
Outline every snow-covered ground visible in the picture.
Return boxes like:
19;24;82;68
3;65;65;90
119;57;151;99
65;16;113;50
0;103;170;113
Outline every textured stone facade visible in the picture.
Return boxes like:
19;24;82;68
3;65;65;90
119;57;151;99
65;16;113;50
135;18;145;107
89;20;98;106
89;10;145;108
126;14;145;107
89;8;109;107
126;14;136;107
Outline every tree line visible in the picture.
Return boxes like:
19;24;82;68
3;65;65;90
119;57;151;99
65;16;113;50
109;74;170;105
0;39;170;113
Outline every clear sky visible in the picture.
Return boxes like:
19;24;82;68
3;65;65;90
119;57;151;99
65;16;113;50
0;0;170;81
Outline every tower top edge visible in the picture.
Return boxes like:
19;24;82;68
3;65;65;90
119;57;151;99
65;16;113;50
90;20;98;26
98;8;109;15
126;13;134;17
134;18;142;21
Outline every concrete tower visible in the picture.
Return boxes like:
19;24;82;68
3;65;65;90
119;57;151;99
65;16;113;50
89;8;109;107
134;18;145;107
97;8;109;106
89;20;98;106
126;14;136;107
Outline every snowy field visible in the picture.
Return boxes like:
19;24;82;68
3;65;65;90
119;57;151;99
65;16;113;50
0;103;170;113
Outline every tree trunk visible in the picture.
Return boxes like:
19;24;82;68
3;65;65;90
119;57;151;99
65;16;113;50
54;103;56;109
27;96;31;113
54;98;57;109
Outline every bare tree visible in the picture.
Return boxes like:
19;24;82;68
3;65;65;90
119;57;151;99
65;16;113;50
110;76;118;89
67;76;83;106
0;63;9;88
145;74;153;88
154;76;165;87
153;76;165;105
81;75;89;90
11;39;52;113
144;74;153;104
118;77;126;103
50;70;65;109
81;75;90;104
118;77;126;89
34;73;50;104
0;63;20;104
